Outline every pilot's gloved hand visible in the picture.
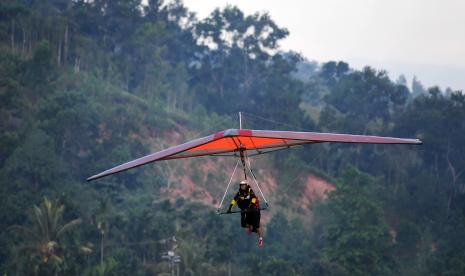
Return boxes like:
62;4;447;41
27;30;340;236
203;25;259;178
227;205;233;213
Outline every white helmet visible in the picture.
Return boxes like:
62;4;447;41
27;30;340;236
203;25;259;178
240;180;248;185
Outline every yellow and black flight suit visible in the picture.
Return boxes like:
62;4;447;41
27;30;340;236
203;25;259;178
228;185;261;232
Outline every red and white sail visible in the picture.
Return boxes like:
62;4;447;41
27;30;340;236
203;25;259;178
87;129;421;181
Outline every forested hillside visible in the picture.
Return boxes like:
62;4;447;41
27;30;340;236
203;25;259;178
1;0;465;275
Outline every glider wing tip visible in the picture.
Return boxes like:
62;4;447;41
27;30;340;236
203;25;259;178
86;175;100;182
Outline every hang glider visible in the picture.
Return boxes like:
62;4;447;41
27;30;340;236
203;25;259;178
87;128;422;181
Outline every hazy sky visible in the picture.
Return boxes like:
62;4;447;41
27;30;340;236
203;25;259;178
183;0;465;92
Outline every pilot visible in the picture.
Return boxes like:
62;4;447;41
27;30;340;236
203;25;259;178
228;180;263;248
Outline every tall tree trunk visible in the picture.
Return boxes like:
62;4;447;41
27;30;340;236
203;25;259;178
57;41;62;66
172;91;177;110
434;153;439;181
447;192;453;214
100;232;105;269
64;23;69;65
242;50;249;92
74;56;80;73
22;26;26;56
11;20;15;53
445;143;464;213
28;38;31;57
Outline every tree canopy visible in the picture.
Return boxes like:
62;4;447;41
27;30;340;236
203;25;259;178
1;0;464;275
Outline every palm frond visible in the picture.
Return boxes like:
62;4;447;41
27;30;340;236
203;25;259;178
8;225;42;241
57;219;81;238
51;205;65;239
33;205;47;241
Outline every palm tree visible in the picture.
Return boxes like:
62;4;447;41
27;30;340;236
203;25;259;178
10;197;82;274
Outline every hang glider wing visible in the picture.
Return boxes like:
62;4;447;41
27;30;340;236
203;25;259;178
87;129;422;181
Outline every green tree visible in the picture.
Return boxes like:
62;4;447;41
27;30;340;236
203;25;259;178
411;76;425;98
10;197;82;274
322;66;408;132
22;40;58;96
395;89;465;211
316;166;395;275
192;6;289;114
4;128;66;190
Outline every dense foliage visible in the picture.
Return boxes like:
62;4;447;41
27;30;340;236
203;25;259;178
1;0;464;275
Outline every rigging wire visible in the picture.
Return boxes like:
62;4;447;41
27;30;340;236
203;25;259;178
217;159;240;212
241;112;312;132
244;152;269;207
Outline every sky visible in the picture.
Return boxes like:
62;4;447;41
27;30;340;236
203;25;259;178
182;0;465;92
